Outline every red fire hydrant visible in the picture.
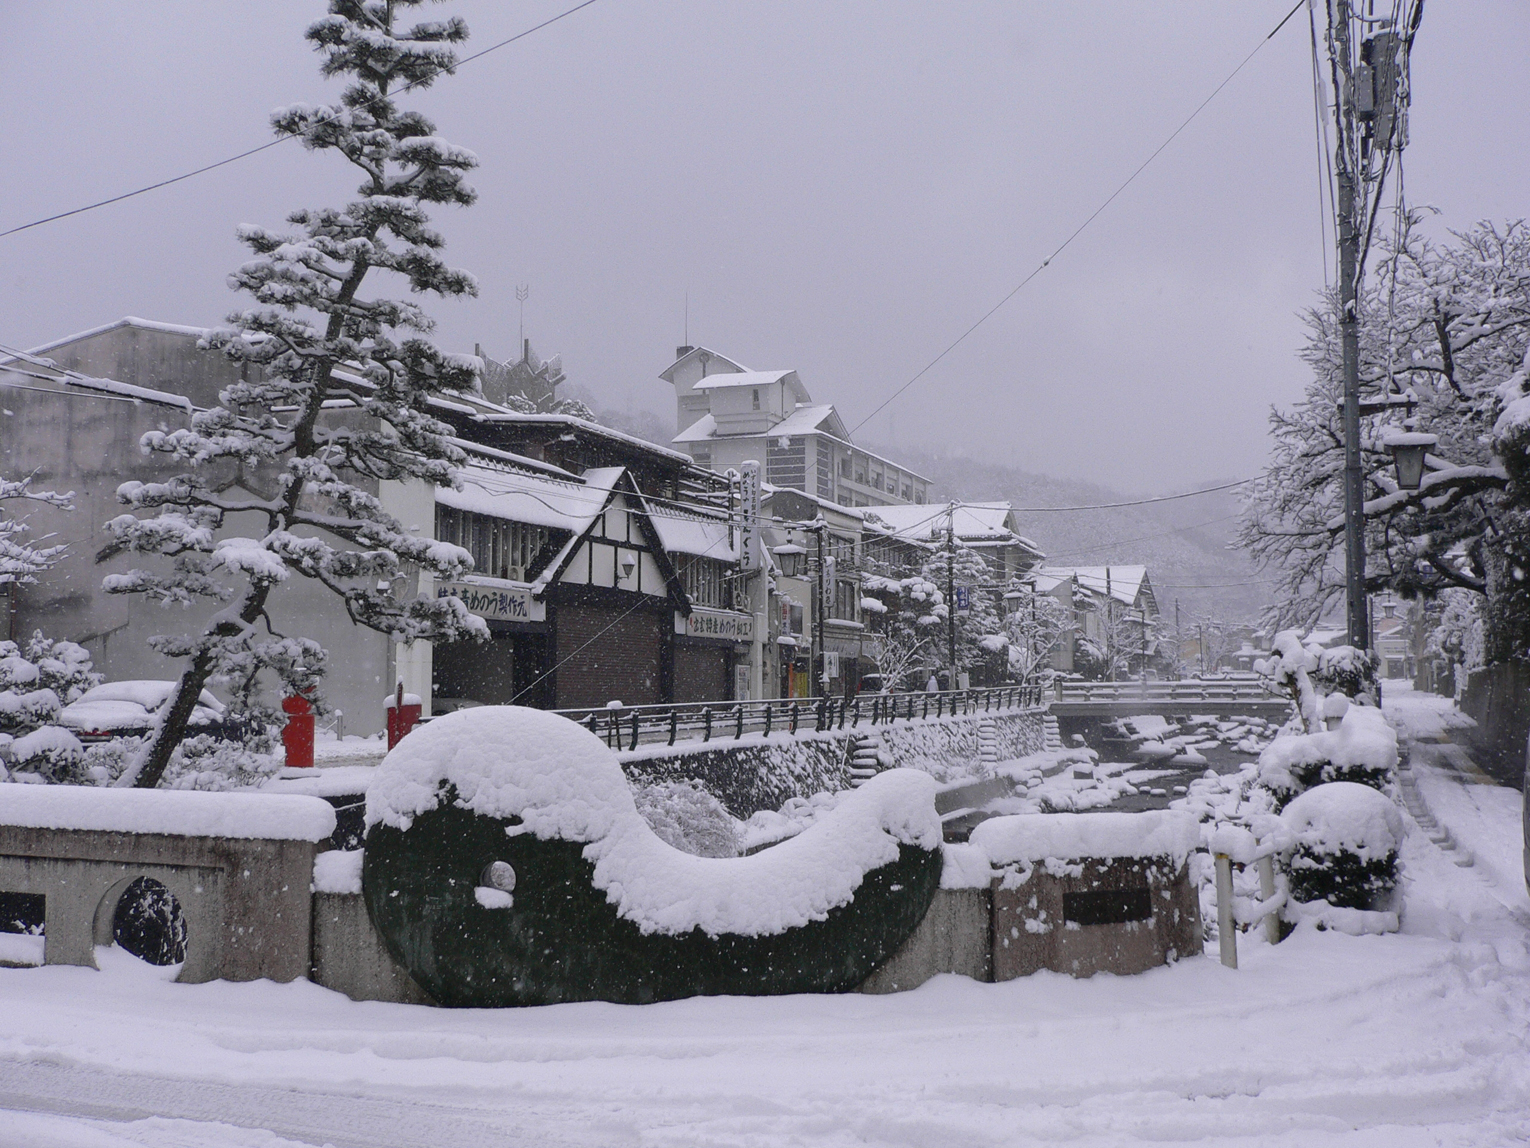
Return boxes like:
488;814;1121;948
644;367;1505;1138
386;682;422;750
280;694;315;769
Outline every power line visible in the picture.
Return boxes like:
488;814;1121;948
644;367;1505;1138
1010;478;1252;513
848;0;1305;434
0;0;603;240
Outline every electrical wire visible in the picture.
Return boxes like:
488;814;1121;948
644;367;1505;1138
1008;479;1252;512
1307;0;1336;288
0;0;603;240
848;0;1306;435
1036;514;1240;562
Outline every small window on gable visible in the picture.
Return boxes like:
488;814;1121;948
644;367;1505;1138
752;388;761;411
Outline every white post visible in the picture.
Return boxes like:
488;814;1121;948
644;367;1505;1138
1215;853;1237;969
1257;854;1281;945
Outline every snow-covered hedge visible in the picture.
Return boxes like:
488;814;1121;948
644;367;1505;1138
1256;704;1398;810
362;706;944;1005
1280;781;1403;916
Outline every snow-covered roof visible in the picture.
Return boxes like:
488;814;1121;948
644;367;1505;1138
673;414;719;444
864;502;1043;557
647;510;739;561
690;369;796;391
439;462;620;536
658;346;751;383
769;403;839;437
22;316;210;357
474;411;693;464
1036;565;1149;607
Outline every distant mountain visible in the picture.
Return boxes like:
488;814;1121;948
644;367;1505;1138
866;443;1270;628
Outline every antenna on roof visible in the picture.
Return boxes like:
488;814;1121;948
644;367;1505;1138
684;289;689;346
516;284;529;351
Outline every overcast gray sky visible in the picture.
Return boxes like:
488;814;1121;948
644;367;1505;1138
3;1;1526;493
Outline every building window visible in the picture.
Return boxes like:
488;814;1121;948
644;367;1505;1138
833;579;858;621
766;436;807;492
678;553;730;609
901;483;912;500
692;448;711;470
839;457;851;478
816;444;833;500
435;506;551;581
855;466;867;485
751;388;761;411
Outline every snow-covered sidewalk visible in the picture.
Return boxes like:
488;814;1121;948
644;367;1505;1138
3;694;1529;1147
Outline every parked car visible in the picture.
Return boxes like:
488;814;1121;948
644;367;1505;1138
56;681;228;743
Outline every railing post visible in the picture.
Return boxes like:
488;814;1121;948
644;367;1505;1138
1215;853;1237;969
852;698;861;728
667;708;677;747
936;693;943;719
815;698;826;732
922;695;929;720
630;709;640;752
735;704;744;740
790;701;799;735
763;703;773;738
586;713;598;736
703;707;713;742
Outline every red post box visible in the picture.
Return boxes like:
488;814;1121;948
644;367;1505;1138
386;682;422;750
280;694;315;769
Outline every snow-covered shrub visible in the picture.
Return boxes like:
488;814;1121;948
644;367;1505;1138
0;631;101;784
1256;704;1398;810
1254;630;1322;732
160;733;281;792
1281;782;1403;913
632;779;741;858
1311;645;1379;704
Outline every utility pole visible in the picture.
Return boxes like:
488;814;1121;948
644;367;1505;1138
1175;598;1182;677
1328;1;1418;651
740;461;764;702
945;505;957;689
1105;566;1114;682
812;522;826;699
1333;0;1368;652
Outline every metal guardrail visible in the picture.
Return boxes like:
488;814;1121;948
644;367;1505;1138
553;684;1047;752
1051;679;1279;704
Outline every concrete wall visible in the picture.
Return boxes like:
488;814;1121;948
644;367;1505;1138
860;887;992;993
311;891;433;1005
991;856;1201;979
0;824;317;983
1459;663;1530;783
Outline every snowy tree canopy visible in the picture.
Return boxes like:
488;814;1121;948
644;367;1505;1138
917;545;1007;678
1003;582;1068;682
0;475;73;587
1241;214;1530;653
104;0;489;788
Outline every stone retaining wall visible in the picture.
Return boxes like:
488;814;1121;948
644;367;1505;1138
620;709;1046;818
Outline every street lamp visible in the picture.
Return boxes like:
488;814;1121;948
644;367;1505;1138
1381;421;1438;492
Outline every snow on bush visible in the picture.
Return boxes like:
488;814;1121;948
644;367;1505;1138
1256;703;1398;810
1281;781;1403;920
631;779;742;858
0;632;101;783
366;706;941;937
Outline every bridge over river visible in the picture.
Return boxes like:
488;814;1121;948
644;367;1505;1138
1049;679;1293;720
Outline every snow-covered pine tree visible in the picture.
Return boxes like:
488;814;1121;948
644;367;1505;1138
0;474;72;587
860;573;945;689
918;545;1007;681
104;0;488;788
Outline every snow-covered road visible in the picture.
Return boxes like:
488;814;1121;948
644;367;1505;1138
4;717;1528;1146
